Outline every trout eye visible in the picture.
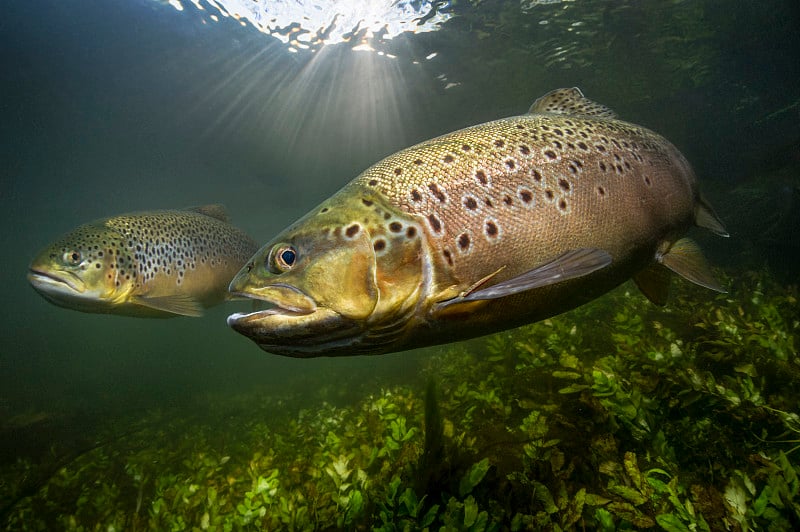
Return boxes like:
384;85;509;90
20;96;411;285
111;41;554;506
268;245;297;273
63;250;82;266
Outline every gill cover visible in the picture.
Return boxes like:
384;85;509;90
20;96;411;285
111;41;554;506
231;226;378;321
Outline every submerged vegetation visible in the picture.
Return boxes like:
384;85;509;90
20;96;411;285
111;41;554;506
1;267;798;530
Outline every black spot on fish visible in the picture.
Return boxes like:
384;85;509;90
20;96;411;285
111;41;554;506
362;198;373;207
394;167;403;175
414;158;423;166
389;222;403;233
443;249;453;266
599;162;607;172
428;183;446;203
503;195;513;206
443;154;454;164
428;214;442;233
644;176;652;186
406;227;416;238
494;139;505;148
520;145;530;155
458;233;470;251
411;189;422;202
484;198;494;208
464;197;478;210
374;239;386;252
545;190;554;200
519;190;533;203
596;144;606;153
532;169;543;182
559;179;571;191
505;159;516;170
559;199;568;210
475;170;488;185
544;150;557;160
321;207;329;213
485;220;498;238
462;144;472;152
368;179;378;186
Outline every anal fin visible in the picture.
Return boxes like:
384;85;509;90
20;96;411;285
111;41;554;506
658;238;726;293
133;294;205;317
633;264;672;306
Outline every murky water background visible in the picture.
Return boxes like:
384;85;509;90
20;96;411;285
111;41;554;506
1;0;798;527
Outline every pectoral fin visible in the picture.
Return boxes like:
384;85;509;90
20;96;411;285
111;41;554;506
133;294;205;317
434;248;612;313
657;238;726;293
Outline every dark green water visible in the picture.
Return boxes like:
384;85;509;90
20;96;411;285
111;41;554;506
1;0;798;528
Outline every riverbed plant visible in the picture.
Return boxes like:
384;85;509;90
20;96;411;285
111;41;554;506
1;268;797;529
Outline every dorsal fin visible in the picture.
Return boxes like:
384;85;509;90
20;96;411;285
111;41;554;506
187;204;229;223
528;87;618;119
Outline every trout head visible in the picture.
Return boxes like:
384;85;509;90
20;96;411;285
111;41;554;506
28;222;135;313
227;189;427;357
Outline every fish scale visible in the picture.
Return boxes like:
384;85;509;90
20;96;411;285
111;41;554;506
227;88;728;357
349;113;693;290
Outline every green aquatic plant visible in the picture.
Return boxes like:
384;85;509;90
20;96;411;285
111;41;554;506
2;269;798;530
375;476;438;531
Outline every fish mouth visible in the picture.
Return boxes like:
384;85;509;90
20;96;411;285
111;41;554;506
227;285;366;357
27;268;85;294
229;283;318;315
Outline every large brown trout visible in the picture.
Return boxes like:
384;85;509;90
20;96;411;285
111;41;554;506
29;205;258;317
228;88;728;356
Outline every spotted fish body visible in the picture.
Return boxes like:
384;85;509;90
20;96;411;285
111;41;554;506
28;205;259;317
228;88;727;356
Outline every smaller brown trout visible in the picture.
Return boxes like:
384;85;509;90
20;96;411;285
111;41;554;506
28;205;258;317
227;88;728;356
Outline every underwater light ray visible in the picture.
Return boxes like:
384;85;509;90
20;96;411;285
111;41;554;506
260;42;422;174
147;0;452;180
183;41;298;138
